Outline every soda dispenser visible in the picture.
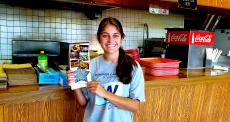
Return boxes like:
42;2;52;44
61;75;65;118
165;29;215;69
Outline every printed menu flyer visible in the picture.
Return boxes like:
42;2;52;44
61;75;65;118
69;42;91;90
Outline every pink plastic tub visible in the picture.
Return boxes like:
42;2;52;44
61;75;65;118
140;58;181;69
140;58;181;76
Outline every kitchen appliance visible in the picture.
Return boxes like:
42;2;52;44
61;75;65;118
165;29;215;69
143;38;166;58
12;40;61;68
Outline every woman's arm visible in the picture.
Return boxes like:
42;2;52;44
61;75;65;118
67;70;87;106
74;88;87;106
104;90;140;112
88;81;140;112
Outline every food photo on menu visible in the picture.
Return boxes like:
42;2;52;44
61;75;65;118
68;42;91;90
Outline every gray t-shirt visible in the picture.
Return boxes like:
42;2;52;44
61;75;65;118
83;55;145;122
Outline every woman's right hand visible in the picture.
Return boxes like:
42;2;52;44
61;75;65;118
66;70;87;106
66;70;76;85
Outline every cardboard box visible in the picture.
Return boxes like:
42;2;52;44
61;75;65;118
35;67;59;84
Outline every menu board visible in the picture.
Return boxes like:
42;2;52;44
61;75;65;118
68;42;91;90
178;0;197;9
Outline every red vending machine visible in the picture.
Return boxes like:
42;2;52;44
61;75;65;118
165;30;215;69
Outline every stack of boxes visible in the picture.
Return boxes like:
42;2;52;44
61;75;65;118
0;65;7;89
3;64;37;86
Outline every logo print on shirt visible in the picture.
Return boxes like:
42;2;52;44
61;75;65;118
107;85;118;94
104;85;119;101
95;82;123;106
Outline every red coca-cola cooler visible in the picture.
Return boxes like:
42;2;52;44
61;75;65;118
165;29;215;69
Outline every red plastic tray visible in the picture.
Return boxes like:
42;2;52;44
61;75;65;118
125;48;140;62
145;68;179;76
140;58;181;69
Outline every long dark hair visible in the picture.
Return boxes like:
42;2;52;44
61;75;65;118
97;17;137;84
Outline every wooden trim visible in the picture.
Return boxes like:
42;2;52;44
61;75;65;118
0;105;3;122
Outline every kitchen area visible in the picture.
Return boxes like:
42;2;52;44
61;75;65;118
0;0;230;122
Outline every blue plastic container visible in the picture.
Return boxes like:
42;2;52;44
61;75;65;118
35;67;59;84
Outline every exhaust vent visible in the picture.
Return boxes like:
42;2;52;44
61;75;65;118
1;0;116;19
202;14;221;31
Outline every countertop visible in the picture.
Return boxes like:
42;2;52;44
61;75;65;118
144;68;229;81
0;68;229;97
0;68;229;122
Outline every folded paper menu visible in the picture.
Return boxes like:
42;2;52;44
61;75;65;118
68;42;91;90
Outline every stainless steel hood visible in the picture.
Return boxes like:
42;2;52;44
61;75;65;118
0;0;117;19
1;0;116;8
184;10;222;31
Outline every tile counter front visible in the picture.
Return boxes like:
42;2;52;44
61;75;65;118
0;69;229;122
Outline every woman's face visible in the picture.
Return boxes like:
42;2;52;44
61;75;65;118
99;24;122;55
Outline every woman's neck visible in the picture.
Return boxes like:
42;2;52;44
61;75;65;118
103;52;119;63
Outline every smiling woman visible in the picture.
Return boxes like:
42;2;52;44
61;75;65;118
98;24;123;56
96;17;137;84
67;17;145;122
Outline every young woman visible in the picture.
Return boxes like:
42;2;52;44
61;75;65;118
68;17;145;122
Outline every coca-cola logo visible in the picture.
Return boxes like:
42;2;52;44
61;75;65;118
170;34;187;42
194;35;212;43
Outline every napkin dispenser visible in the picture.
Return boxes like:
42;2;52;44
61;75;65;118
216;55;230;67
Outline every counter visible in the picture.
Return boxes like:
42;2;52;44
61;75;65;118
137;68;230;122
0;68;229;122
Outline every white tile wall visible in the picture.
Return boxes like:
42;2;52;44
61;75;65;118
0;2;184;63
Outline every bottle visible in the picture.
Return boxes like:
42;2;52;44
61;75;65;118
38;51;48;72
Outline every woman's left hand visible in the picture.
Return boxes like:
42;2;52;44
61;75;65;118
88;81;140;112
87;81;108;98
